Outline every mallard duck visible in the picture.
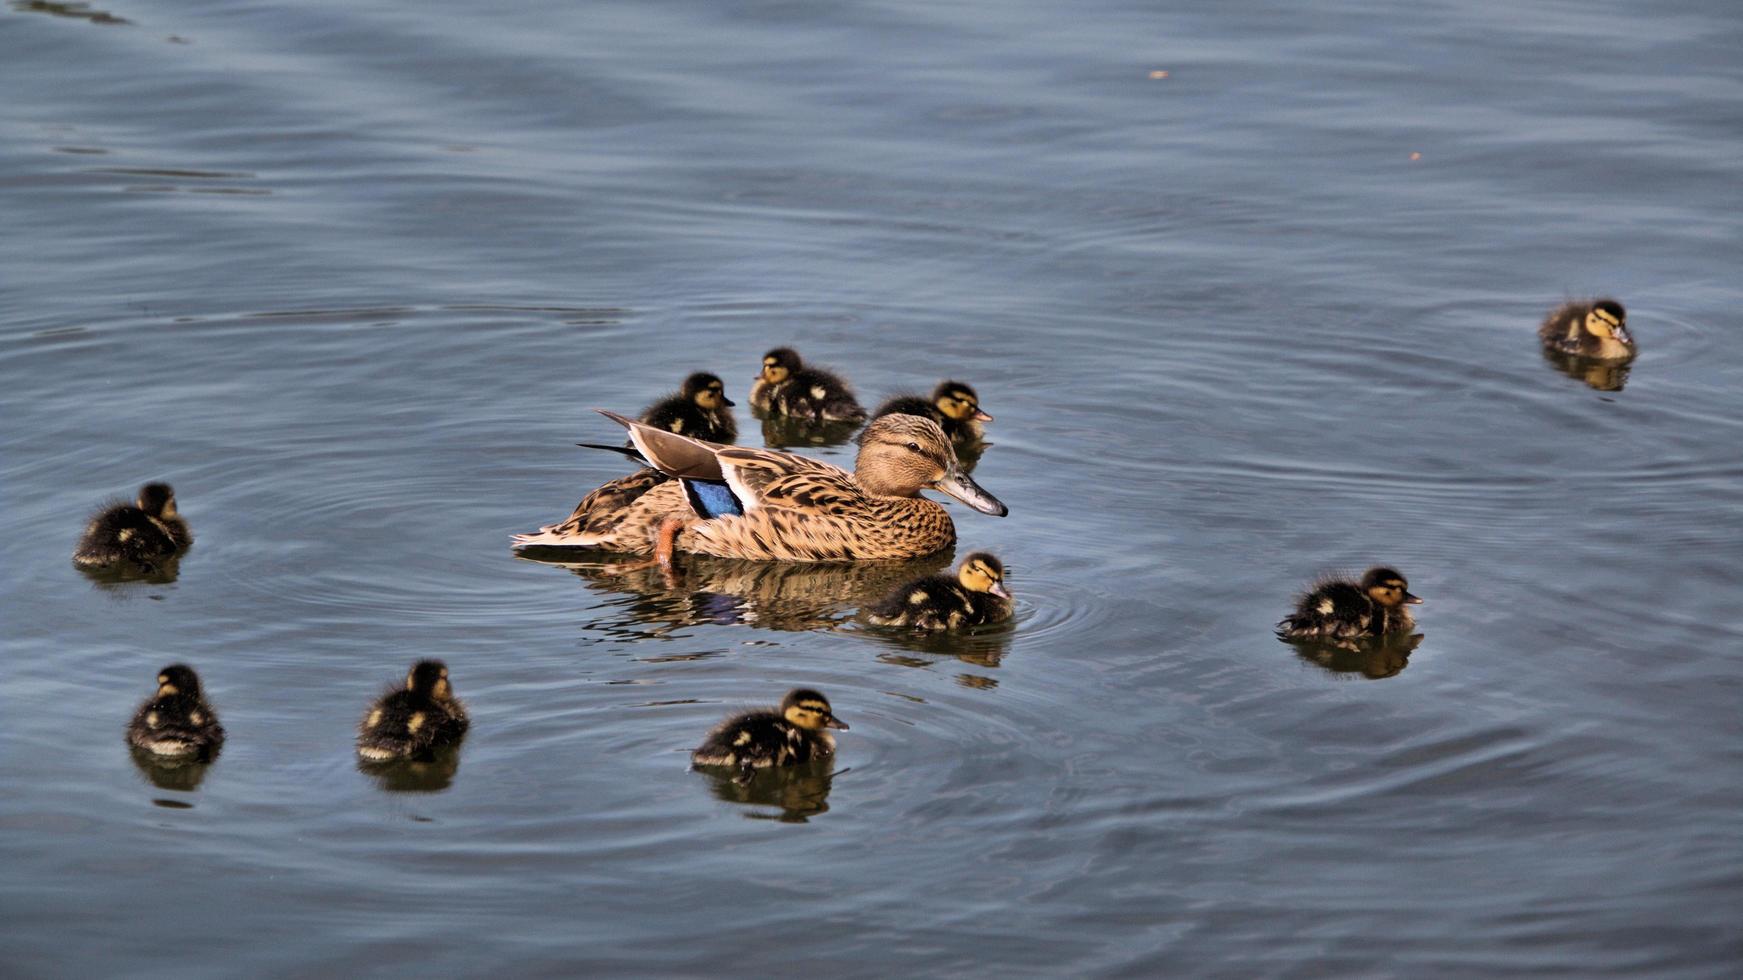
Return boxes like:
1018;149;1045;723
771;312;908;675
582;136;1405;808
356;660;469;762
692;688;847;783
1539;299;1634;361
513;411;1007;562
1278;567;1422;640
641;371;737;444
126;664;224;759
748;347;866;422
73;482;191;570
864;551;1012;630
873;381;993;443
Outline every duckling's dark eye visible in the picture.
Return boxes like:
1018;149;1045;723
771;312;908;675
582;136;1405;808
906;441;921;453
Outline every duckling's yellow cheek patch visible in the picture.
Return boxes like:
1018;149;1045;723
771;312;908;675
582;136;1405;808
367;710;382;729
407;712;426;734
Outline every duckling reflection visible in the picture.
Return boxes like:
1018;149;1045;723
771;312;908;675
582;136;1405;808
517;550;952;634
357;745;463;793
1540;345;1633;392
754;412;865;449
696;758;836;823
1285;632;1425;680
129;745;215;792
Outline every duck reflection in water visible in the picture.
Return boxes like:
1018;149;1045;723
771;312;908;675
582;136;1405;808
517;550;953;634
1540;345;1633;392
357;745;463;793
1285;632;1425;680
129;745;217;792
754;412;865;450
696;758;837;823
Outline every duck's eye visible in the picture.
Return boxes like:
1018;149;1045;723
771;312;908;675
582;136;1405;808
906;441;921;453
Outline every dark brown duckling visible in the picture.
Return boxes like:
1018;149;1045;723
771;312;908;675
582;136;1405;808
1539;299;1634;362
691;688;847;783
356;660;469;762
126;664;224;760
74;482;192;571
864;551;1012;630
748;347;866;423
1278;567;1422;640
873;380;994;443
640;371;737;444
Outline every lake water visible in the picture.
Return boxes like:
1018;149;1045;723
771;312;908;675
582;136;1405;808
3;0;1740;975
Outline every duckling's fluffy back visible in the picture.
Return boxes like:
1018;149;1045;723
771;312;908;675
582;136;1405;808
74;500;191;569
692;708;835;770
356;688;469;761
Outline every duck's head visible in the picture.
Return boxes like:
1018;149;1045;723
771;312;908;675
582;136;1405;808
1360;567;1421;607
407;660;455;700
781;688;848;731
155;664;201;698
759;348;801;386
958;551;1011;599
138;482;178;519
854;414;1008;515
933;381;993;424
1585;299;1632;347
682;372;734;410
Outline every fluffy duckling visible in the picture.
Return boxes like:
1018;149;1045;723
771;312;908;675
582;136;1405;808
864;551;1013;630
873;381;994;443
692;688;847;782
749;347;866;422
73;482;192;570
1278;567;1422;640
126;664;224;760
356;660;469;762
1539;299;1634;361
641;371;737;444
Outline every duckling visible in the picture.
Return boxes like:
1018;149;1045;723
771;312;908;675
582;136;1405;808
356;660;469;762
73;482;192;570
873;380;994;443
640;371;737;444
1278;567;1422;640
864;551;1013;630
1539;299;1634;361
749;347;867;422
692;688;847;783
126;664;224;760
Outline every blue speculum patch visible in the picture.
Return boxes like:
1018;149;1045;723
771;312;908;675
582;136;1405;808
682;479;744;519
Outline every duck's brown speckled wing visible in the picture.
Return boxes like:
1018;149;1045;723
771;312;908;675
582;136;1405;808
713;447;863;514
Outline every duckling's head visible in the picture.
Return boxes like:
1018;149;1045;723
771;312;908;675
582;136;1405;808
957;551;1011;599
682;372;734;410
155;664;202;698
406;659;454;701
1585;299;1631;346
781;688;848;731
854;414;1008;515
933;381;993;424
759;348;801;386
137;482;178;519
1360;567;1421;607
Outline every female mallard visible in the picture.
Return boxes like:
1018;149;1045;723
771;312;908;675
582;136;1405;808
692;688;847;783
512;412;1007;564
749;347;866;422
864;551;1012;630
356;660;469;762
126;664;224;759
641;371;737;443
74;482;192;570
873;381;993;443
1539;299;1634;362
1278;567;1422;640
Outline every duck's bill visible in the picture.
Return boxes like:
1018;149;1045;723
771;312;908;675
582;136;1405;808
722;396;737;407
1613;325;1633;345
990;582;1012;600
973;409;994;422
935;469;1008;517
826;716;850;730
1403;591;1423;604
